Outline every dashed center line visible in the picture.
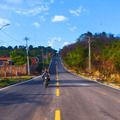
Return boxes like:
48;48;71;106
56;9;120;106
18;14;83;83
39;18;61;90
55;109;61;120
56;88;60;97
55;63;61;120
56;82;59;87
56;64;60;97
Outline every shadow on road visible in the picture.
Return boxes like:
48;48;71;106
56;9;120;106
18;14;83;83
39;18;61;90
0;80;99;107
0;91;55;106
49;79;100;88
19;80;43;86
0;80;55;106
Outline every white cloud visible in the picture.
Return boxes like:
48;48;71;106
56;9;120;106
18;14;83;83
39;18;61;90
62;41;76;47
50;0;54;4
69;26;77;32
52;15;68;22
48;37;75;49
5;0;23;4
0;4;15;11
0;18;10;28
16;6;49;16
5;0;53;5
63;42;70;46
48;37;62;47
69;6;86;16
67;23;77;32
33;22;40;28
0;0;53;16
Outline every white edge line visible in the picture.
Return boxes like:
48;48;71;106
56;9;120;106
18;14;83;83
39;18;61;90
0;58;53;91
48;58;52;70
60;57;120;91
0;75;42;91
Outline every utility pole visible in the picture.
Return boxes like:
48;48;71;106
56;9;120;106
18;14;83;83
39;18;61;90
46;48;48;66
88;37;91;73
42;47;44;69
25;37;30;75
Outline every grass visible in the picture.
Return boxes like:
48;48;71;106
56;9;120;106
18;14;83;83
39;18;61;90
64;64;120;89
0;76;33;88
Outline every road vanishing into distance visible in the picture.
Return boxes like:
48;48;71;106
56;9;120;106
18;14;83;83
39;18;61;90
0;56;120;120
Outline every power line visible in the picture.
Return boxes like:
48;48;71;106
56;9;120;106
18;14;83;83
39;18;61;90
1;30;20;43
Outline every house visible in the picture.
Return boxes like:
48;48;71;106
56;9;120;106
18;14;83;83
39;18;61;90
0;57;12;66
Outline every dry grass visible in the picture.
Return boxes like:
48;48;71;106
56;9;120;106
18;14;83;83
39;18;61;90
0;76;32;88
64;64;120;89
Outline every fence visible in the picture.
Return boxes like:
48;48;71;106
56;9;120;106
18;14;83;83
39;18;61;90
0;65;27;78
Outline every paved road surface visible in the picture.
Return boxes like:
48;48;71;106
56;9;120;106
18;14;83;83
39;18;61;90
0;56;120;120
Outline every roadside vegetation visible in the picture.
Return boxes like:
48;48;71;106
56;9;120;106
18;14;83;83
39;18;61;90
0;45;56;74
60;32;120;87
0;76;32;88
0;45;56;88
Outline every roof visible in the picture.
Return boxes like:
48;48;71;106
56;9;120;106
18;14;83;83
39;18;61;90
0;57;11;61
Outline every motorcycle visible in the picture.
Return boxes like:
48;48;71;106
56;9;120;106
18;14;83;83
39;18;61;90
43;76;49;88
42;73;50;88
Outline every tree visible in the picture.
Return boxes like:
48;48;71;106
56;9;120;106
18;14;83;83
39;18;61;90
14;46;18;49
8;46;13;50
61;31;120;76
29;45;33;50
10;50;26;65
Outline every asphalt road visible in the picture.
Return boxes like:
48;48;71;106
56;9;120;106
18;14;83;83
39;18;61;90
0;56;120;120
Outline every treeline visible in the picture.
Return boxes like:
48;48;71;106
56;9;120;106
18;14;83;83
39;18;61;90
0;45;56;58
60;32;120;84
0;45;56;73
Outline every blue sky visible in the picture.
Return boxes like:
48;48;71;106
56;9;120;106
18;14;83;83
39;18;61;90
0;0;120;50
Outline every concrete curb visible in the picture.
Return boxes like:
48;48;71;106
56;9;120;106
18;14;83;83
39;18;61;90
0;75;42;91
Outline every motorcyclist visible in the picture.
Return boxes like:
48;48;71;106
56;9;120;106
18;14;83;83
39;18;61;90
42;69;50;85
43;70;50;81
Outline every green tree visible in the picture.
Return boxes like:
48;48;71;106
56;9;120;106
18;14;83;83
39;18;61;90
10;50;26;65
